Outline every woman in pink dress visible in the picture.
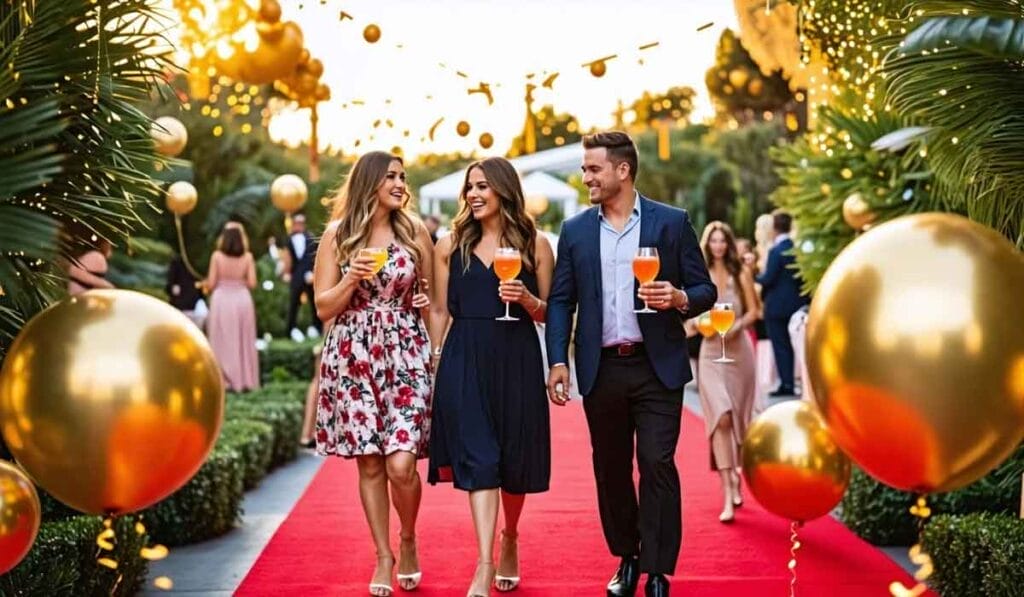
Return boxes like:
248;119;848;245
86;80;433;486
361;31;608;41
313;152;434;597
695;221;759;523
205;222;260;392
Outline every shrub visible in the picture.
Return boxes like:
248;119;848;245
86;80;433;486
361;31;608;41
923;512;1024;597
840;444;1024;545
219;419;275;490
142;443;245;546
252;257;315;338
258;338;318;384
225;394;304;468
0;515;149;597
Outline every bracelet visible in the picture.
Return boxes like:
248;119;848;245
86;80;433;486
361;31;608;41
528;296;544;314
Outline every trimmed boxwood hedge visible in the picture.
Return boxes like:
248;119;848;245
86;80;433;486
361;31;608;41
142;442;245;547
0;515;149;597
258;339;318;383
219;419;275;490
226;394;304;468
840;444;1024;545
922;512;1024;597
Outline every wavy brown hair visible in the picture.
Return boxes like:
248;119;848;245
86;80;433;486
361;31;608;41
449;157;537;272
700;220;747;311
328;151;423;267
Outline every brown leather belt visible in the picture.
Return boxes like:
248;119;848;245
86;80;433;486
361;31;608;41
601;342;645;358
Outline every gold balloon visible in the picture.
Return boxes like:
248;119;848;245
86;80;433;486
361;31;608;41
151;116;188;157
234;21;303;84
806;213;1024;493
589;60;607;78
363;24;381;43
524;194;549;217
0;461;40;574
259;0;281;23
0;290;224;515
742;401;851;522
728;68;750;89
166;181;198;216
479;132;494;149
842;192;877;231
307;58;324;78
270;174;308;213
456;121;471;137
315;83;331;102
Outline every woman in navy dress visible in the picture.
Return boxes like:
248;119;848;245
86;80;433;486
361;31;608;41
428;157;553;596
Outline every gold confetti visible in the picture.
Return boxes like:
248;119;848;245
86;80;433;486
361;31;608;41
141;545;170;561
98;557;118;570
154;576;174;590
697;22;714;31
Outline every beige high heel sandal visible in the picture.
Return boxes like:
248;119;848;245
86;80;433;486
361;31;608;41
494;530;520;592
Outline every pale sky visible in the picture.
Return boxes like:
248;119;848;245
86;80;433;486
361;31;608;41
221;1;738;158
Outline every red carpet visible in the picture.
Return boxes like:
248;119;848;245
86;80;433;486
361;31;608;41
238;404;923;596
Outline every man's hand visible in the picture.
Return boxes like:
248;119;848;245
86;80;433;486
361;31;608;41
546;365;571;406
638;282;686;311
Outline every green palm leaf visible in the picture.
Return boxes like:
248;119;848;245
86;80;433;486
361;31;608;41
901;16;1024;59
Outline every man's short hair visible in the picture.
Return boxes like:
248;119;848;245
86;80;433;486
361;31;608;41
582;131;639;181
773;211;792;234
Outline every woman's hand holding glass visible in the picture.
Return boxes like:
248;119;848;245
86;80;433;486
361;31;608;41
498;279;531;305
343;252;378;284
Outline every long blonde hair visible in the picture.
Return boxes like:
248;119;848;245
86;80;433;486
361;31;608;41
329;151;423;266
449;157;537;272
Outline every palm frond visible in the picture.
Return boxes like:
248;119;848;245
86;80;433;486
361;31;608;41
902;16;1024;59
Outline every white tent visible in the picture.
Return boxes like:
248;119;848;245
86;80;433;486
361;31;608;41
417;143;583;218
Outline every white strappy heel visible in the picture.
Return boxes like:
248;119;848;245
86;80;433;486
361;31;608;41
368;583;393;597
396;571;422;590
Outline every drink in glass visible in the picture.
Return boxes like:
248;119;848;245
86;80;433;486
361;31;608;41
695;312;717;338
711;302;735;363
633;247;660;314
494;247;522;321
359;247;388;279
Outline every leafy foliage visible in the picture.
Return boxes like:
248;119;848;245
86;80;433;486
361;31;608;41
705;29;795;122
0;0;172;353
923;512;1024;597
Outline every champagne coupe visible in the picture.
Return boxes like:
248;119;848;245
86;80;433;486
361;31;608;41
494;247;522;321
632;247;660;314
710;302;736;363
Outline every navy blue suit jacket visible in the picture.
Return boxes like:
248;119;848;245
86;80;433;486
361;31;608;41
545;196;716;397
756;237;807;320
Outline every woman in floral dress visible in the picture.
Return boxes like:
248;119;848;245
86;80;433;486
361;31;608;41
313;151;434;597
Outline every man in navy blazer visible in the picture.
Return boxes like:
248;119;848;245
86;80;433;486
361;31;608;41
546;132;716;597
755;211;808;396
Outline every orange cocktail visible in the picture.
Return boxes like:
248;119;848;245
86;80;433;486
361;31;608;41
710;302;736;363
633;247;660;314
360;247;388;278
494;247;522;321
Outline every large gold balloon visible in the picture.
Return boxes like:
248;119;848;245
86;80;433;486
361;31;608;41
270;174;308;213
0;461;40;574
0;290;223;515
806;213;1024;493
742;401;851;522
151;116;188;157
166;181;198;216
842;192;876;231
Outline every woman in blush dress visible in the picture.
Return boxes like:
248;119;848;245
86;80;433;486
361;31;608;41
696;221;758;523
205;222;260;392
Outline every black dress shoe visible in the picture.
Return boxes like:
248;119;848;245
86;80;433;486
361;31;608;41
645;573;669;597
606;556;640;597
769;386;795;397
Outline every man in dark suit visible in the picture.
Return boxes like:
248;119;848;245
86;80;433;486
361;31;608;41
546;132;716;597
284;214;320;339
756;211;807;396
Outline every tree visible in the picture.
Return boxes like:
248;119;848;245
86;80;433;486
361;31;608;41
0;0;170;352
709;121;788;236
626;86;697;128
508;104;582;156
705;29;796;124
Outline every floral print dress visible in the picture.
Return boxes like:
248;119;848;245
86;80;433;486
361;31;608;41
316;242;432;458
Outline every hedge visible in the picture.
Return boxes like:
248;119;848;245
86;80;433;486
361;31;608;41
0;515;149;597
253;256;317;338
225;393;304;468
219;419;275;490
840;444;1024;545
258;338;318;383
922;513;1024;597
142;442;245;547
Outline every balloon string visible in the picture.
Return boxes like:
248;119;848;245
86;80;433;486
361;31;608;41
788;521;802;597
174;214;204;281
888;495;933;597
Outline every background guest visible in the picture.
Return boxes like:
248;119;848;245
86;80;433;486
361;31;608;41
206;222;260;392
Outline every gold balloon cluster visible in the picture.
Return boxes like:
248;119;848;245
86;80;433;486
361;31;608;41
214;0;304;85
271;174;308;214
806;213;1024;493
742;401;851;522
276;47;331;109
0;461;40;574
0;290;224;515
